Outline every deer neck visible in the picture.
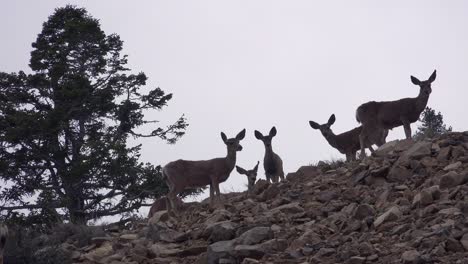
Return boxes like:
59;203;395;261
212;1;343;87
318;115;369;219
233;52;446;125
264;145;275;159
323;132;340;149
415;92;430;113
225;149;237;172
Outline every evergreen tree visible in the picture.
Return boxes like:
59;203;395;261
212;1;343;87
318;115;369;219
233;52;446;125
0;6;192;224
414;107;452;140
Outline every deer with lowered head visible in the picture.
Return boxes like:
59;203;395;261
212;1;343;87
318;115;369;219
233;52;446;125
309;114;388;161
0;224;7;264
236;161;259;194
356;70;436;159
163;129;246;212
255;127;284;183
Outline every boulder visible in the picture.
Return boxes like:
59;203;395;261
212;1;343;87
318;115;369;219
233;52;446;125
374;206;402;227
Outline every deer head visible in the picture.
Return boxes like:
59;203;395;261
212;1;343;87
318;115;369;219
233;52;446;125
254;127;277;148
236;161;259;192
221;129;246;152
411;70;436;98
309;114;336;139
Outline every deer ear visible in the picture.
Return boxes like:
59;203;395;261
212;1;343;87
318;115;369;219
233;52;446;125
309;121;320;129
236;129;246;140
327;114;336;126
411;76;421;85
428;70;437;83
221;132;228;143
269;127;277;137
254;130;263;139
236;166;247;175
254;161;259;172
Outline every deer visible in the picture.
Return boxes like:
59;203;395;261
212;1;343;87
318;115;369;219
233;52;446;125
163;129;246;212
0;224;7;264
309;114;388;161
254;127;284;183
356;70;436;159
235;161;260;194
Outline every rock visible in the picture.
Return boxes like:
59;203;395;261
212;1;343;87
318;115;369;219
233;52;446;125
316;247;336;257
445;238;464;252
241;258;260;264
232;244;264;259
260;184;280;201
460;233;468;251
439;171;467;189
119;234;138;240
150;243;181;257
236;227;273;245
83;242;113;261
252;180;269;195
148;210;170;224
402;141;432;160
156;228;188;243
412;189;433;207
443;161;462;171
270;202;304;214
374;206;402;227
387;165;412;182
401;249;421;264
375;140;399;157
204;221;238;243
353;204;375;220
347;256;366;264
437;146;452;161
207;240;235;264
91;237;112;246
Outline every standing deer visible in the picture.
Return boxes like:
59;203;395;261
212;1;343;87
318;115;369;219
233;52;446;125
356;70;436;159
309;114;388;161
255;127;284;183
236;161;260;194
0;224;7;264
163;129;246;212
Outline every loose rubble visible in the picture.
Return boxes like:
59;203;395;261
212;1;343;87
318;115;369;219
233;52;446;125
20;132;468;263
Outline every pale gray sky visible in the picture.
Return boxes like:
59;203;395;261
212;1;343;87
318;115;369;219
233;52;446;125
1;1;467;217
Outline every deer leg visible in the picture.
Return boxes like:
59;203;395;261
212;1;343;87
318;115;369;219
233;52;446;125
401;119;412;139
209;183;215;207
368;145;375;153
265;173;271;183
359;131;367;159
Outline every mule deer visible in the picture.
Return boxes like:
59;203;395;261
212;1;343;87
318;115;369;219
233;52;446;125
255;127;284;183
309;114;388;161
356;70;436;159
163;129;246;212
236;161;260;194
0;224;7;264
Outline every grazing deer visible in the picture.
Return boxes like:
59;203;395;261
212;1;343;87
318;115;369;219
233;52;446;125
163;129;246;212
309;114;388;161
236;161;260;194
255;127;284;183
356;70;436;159
0;224;7;264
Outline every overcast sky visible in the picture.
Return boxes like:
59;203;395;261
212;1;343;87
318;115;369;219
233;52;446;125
1;1;467;217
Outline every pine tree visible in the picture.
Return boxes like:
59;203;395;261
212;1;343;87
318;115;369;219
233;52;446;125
414;107;452;140
0;6;194;224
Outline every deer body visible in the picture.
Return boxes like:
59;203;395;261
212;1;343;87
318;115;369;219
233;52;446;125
0;224;7;264
310;114;388;161
163;129;245;212
356;70;436;159
255;127;284;183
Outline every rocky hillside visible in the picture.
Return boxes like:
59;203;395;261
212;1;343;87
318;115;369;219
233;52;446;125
25;132;468;264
